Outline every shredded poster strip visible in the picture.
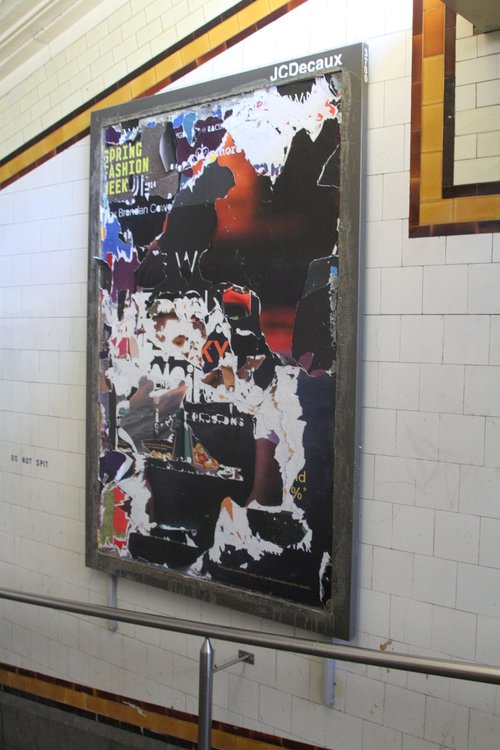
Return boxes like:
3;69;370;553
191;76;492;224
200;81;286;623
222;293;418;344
96;74;341;607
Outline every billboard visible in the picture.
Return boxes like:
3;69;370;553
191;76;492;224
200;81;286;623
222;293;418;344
87;45;366;638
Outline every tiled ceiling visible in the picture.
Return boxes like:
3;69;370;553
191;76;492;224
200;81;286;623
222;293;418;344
444;0;500;33
0;0;108;83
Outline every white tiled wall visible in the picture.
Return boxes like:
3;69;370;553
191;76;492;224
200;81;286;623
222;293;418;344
1;1;500;749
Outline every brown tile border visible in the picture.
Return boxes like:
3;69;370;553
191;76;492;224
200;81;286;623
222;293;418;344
410;0;500;236
0;0;307;191
0;661;324;750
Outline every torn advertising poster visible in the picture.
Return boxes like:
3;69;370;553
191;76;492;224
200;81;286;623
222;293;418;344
87;45;367;638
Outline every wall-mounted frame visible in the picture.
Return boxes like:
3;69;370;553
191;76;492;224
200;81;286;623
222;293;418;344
86;44;367;639
410;0;500;236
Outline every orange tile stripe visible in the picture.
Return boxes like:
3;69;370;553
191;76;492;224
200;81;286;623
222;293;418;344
410;0;500;236
0;663;322;750
0;0;307;190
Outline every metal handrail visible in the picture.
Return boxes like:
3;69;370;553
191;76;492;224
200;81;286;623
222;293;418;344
1;586;500;748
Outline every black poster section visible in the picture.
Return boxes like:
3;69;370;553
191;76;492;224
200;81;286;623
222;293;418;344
87;45;367;638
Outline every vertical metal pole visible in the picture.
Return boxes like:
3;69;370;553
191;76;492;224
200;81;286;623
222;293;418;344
198;638;214;750
322;635;335;706
107;574;117;632
322;656;335;706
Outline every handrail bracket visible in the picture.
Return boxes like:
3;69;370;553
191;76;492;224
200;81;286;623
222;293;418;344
213;650;254;673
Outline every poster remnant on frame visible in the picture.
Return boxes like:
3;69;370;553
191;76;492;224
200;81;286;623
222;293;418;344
87;45;366;638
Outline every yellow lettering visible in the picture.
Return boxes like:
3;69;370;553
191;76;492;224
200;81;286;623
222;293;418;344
105;146;148;186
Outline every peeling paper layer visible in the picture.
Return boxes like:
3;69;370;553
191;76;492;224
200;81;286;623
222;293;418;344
95;73;341;608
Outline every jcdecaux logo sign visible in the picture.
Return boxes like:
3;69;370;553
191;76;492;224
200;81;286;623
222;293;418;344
270;53;343;82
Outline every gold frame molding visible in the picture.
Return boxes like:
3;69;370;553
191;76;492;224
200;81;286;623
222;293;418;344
410;0;500;236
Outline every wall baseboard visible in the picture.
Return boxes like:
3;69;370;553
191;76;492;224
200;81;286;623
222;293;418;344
0;690;186;750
